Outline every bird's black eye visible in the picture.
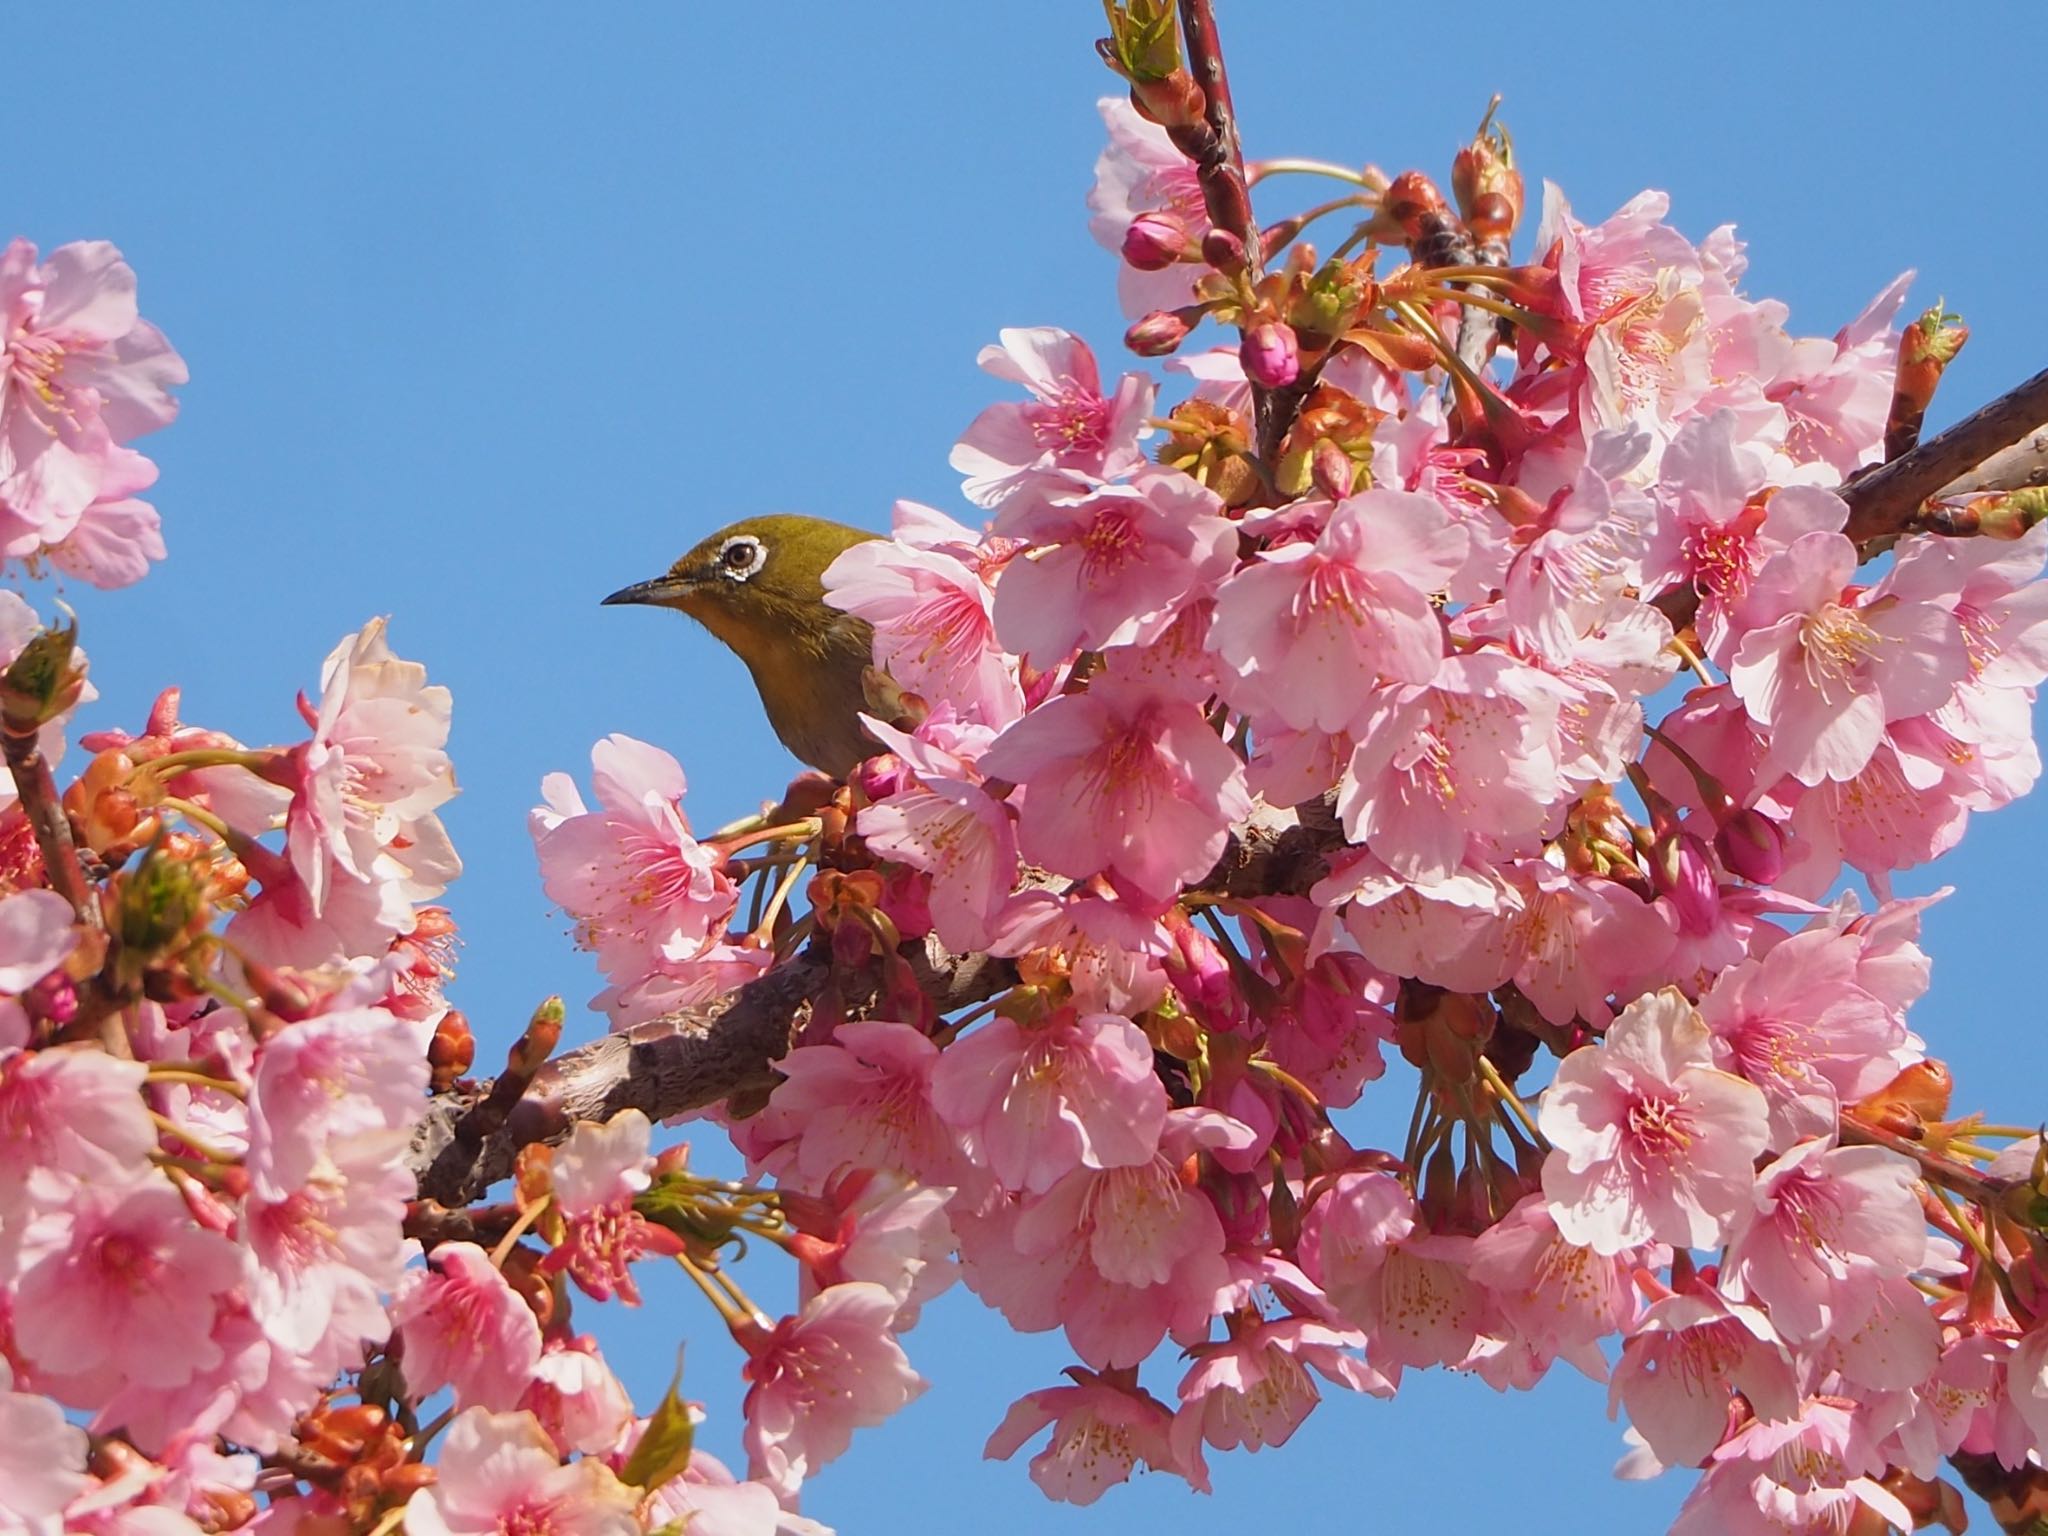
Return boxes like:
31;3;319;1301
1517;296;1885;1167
716;535;767;580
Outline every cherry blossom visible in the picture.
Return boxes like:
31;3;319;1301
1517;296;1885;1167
402;1408;639;1536
951;327;1153;506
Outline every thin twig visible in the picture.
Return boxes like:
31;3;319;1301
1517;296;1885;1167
1843;363;2048;545
2;727;99;929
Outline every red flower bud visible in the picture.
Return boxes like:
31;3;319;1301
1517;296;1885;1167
1199;227;1247;276
1713;807;1786;885
1240;321;1301;388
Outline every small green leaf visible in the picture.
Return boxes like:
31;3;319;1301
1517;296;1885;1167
620;1349;696;1494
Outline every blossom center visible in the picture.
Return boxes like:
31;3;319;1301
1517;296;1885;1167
1798;603;1881;696
1029;383;1110;457
1622;1092;1693;1163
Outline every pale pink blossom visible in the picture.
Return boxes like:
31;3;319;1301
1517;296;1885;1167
1500;432;1651;665
1726;529;1968;784
1337;653;1563;882
1209;489;1465;732
0;1041;152;1223
823;508;1025;729
990;471;1236;666
1721;1139;1927;1344
641;1447;833;1536
1172;1319;1389;1463
1671;1396;1914;1536
741;1281;926;1498
403;1408;638;1536
280;619;459;916
979;1108;1248;1369
790;1175;957;1330
1488;861;1676;1029
0;238;184;533
985;1368;1208;1504
1086;99;1210;319
390;1242;543;1412
0;1357;89;1536
1612;1286;1798;1472
13;1177;244;1400
531;734;736;977
1467;1195;1638;1381
951;328;1153;507
244;1005;428;1200
45;444;164;589
542;1109;678;1305
519;1337;634;1457
929;1009;1166;1194
1539;987;1770;1254
979;676;1253;902
1696;926;1906;1146
856;719;1018;952
756;1021;972;1190
1765;273;1910;477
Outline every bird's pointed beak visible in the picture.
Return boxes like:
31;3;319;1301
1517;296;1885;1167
601;574;693;608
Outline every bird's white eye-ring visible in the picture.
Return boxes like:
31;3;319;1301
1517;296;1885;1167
716;534;767;581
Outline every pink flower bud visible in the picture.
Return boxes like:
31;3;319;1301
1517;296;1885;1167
1240;321;1301;388
1126;306;1197;357
1122;211;1191;271
1714;806;1787;884
1650;830;1720;937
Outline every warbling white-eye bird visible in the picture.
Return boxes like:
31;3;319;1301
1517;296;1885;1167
602;514;886;778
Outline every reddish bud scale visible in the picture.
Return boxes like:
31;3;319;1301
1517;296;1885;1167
1126;306;1199;356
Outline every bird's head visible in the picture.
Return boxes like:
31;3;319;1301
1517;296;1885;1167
601;514;876;656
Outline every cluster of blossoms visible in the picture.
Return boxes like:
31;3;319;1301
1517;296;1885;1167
0;239;183;587
528;58;2048;1536
9;11;2048;1535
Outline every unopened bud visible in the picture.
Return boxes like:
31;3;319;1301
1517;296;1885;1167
427;1008;475;1091
1123;211;1191;271
110;842;211;985
1126;305;1199;357
1240;321;1301;389
1310;438;1355;500
1714;806;1787;884
0;618;86;737
1199;227;1248;277
1651;829;1720;937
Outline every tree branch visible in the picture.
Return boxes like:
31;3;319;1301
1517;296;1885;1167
2;727;99;929
1175;0;1257;267
1843;363;2048;544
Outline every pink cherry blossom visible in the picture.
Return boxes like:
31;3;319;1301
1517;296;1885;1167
1695;926;1906;1146
929;1008;1166;1195
390;1242;543;1412
822;512;1024;729
1086;99;1210;319
1500;433;1651;665
1337;653;1563;882
519;1337;634;1457
13;1177;244;1401
741;1281;926;1499
755;1020;972;1191
790;1175;957;1330
855;718;1019;952
979;676;1253;902
44;444;164;590
1720;1139;1927;1344
1765;273;1909;477
1171;1318;1389;1462
280;619;459;917
1209;489;1465;732
244;1004;428;1200
1726;528;1968;785
0;1358;89;1536
531;733;736;979
990;471;1236;666
542;1109;679;1305
1611;1288;1799;1469
1539;987;1770;1255
951;328;1153;507
1467;1195;1638;1380
1671;1396;1913;1536
0;238;184;533
985;1368;1208;1504
402;1408;639;1536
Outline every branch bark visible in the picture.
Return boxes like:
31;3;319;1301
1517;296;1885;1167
1842;363;2048;544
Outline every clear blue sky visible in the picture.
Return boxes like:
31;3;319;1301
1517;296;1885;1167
12;6;2048;1530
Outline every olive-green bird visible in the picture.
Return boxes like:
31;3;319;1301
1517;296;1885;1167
602;514;884;777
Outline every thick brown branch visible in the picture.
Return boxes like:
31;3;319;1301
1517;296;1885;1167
1843;364;2048;544
407;941;1018;1206
1948;1453;2048;1536
1838;1114;2030;1225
